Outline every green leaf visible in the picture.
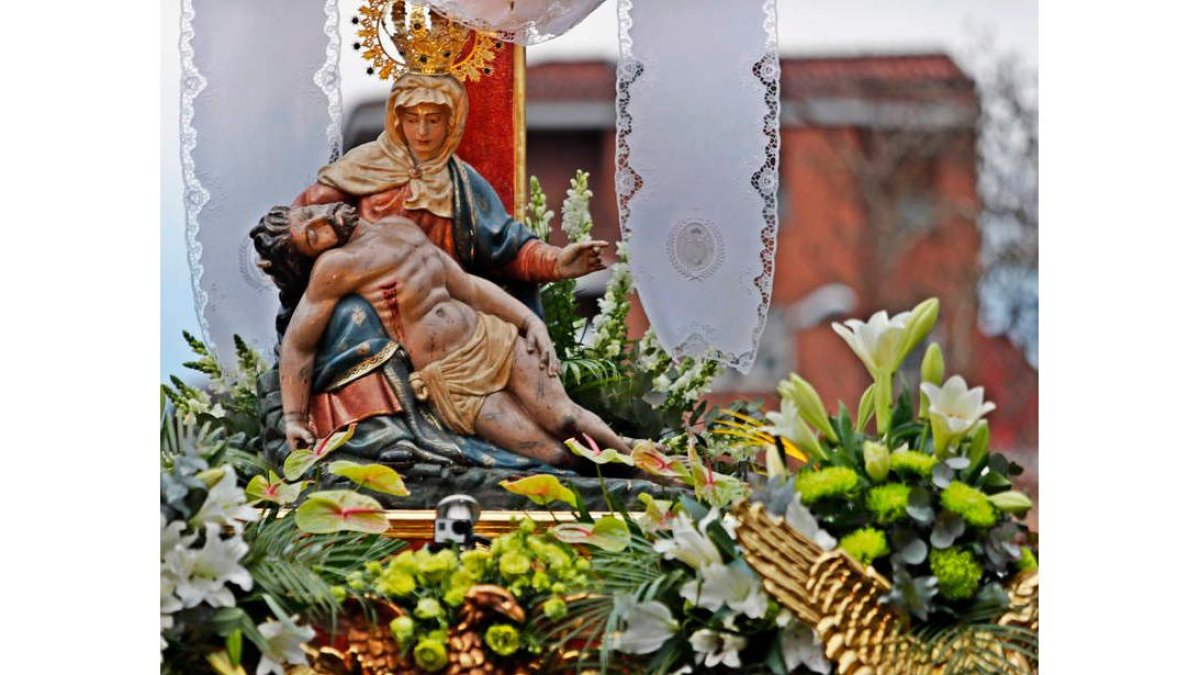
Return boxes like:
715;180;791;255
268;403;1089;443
283;423;357;481
328;461;410;497
226;629;243;667
294;490;389;534
856;382;876;433
550;515;631;552
500;474;579;508
245;471;307;506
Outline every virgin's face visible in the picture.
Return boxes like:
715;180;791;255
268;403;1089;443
399;103;450;161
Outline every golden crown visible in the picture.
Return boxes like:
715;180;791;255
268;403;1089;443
354;0;500;82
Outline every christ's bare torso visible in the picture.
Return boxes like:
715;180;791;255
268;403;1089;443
309;218;476;369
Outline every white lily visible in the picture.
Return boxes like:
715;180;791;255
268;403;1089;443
612;598;679;654
832;309;912;379
689;629;746;669
785;495;837;551
920;375;996;457
256;615;316;675
679;560;769;619
167;523;253;609
192;465;260;534
777;612;831;674
765;399;824;461
653;511;723;570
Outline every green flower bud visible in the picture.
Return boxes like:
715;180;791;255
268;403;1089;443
347;571;367;591
389;615;415;644
485;624;522;657
919;343;944;417
987;490;1032;515
551;582;567;594
542;596;568;620
531;571;552;592
901;297;940;358
330;585;347;603
779;374;837;439
412;637;449;672
967;422;990;474
365;561;384;576
444;586;466;607
414;597;444;620
863;441;891;483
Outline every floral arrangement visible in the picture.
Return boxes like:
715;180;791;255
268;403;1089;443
496;297;1037;674
524;172;724;442
764;298;1037;621
343;518;594;671
161;337;405;674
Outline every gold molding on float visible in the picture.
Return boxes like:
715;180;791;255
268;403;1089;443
379;509;580;539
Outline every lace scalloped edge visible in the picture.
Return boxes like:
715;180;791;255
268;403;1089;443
614;0;781;374
180;0;212;351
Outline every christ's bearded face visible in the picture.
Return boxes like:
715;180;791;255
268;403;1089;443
288;203;358;258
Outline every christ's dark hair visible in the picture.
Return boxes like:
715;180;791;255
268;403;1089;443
250;206;314;338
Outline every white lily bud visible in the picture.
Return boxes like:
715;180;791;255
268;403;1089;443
902;297;940;358
863;441;891;483
779;374;837;439
919;343;944;418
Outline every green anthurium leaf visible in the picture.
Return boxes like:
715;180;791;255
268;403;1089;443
294;489;389;534
550;515;631;552
500;474;579;508
565;435;634;466
282;424;357;481
328;460;410;497
245;471;307;506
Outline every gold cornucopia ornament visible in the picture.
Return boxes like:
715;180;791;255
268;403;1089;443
734;501;1038;674
354;0;502;81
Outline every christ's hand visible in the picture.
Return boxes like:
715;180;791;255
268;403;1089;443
523;319;561;377
285;417;316;450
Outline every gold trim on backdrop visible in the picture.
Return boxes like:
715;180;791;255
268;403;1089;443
513;45;527;219
382;509;580;539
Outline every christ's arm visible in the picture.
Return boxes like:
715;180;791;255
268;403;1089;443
279;254;352;449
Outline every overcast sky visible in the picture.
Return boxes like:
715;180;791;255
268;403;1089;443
161;0;1037;379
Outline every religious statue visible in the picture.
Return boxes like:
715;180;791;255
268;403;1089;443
253;202;631;470
252;4;623;473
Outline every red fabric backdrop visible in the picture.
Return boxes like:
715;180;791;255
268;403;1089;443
456;42;517;213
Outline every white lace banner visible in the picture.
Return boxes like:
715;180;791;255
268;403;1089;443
616;0;780;372
182;0;341;368
424;0;606;44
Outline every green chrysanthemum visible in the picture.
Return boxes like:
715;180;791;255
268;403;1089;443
417;548;457;583
929;547;983;600
389;616;415;645
796;466;860;505
1017;546;1038;572
460;549;491;578
485;624;522;656
415;597;444;620
940;481;997;528
499;551;532;578
375;569;416;597
890;450;937;478
542;595;568;620
412;637;449;672
866;483;911;524
839;527;890;565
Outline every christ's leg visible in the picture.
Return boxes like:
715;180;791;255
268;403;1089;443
506;347;632;455
473;390;574;467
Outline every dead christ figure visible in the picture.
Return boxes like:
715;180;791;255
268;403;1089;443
265;202;631;467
